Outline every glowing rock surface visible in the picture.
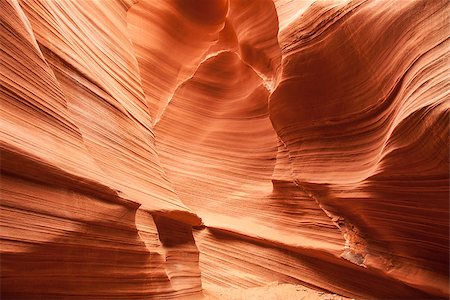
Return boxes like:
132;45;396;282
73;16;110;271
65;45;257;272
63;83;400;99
1;0;448;299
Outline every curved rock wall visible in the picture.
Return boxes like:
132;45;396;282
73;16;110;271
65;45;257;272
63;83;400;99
1;0;448;299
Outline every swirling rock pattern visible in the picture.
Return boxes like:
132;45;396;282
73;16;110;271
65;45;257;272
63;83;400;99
1;0;448;299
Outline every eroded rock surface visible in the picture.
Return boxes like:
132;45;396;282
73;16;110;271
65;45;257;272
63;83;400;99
1;0;448;299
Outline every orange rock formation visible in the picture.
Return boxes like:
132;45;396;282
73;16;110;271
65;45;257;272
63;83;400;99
1;0;449;299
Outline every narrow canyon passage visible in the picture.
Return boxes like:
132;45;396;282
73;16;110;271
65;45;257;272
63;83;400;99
1;0;449;299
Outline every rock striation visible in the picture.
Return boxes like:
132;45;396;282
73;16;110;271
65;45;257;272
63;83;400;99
1;0;449;299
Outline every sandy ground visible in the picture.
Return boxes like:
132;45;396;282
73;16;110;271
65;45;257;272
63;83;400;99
200;283;353;300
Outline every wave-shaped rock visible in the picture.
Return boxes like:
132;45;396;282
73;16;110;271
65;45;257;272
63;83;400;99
270;0;449;296
1;0;448;299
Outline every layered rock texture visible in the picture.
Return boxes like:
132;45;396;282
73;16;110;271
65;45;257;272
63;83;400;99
1;0;449;299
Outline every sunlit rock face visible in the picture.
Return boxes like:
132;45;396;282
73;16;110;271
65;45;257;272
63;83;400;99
1;0;448;299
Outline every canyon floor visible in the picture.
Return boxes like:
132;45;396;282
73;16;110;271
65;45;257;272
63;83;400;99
201;283;351;300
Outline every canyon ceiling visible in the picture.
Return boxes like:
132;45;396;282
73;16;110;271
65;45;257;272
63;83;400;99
0;0;449;299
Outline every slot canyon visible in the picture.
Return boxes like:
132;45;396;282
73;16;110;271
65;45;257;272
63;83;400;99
0;0;449;299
